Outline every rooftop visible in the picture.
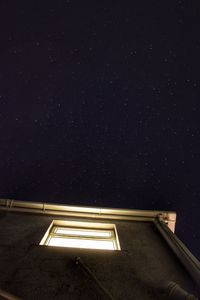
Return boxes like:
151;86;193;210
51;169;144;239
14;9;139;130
0;199;199;299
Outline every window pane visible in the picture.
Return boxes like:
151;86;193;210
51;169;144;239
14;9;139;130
40;220;121;251
48;236;116;250
54;227;112;237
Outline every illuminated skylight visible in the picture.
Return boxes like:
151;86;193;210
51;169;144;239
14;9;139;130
40;220;120;251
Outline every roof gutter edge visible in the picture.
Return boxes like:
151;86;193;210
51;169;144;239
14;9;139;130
154;217;200;287
0;199;176;229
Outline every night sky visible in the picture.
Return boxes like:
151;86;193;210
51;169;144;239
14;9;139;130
0;1;200;258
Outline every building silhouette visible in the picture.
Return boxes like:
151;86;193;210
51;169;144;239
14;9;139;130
0;199;199;299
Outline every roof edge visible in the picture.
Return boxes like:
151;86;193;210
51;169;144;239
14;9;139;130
0;199;176;231
154;217;200;287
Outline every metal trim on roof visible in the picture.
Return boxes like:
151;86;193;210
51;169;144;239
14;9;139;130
154;217;200;287
0;198;176;231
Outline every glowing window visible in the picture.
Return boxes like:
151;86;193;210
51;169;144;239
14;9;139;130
40;220;120;251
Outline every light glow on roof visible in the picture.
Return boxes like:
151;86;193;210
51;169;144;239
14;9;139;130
47;236;116;250
54;227;112;237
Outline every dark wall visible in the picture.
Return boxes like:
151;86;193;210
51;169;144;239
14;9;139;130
0;211;198;299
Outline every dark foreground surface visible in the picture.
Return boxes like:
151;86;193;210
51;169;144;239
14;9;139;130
0;210;199;299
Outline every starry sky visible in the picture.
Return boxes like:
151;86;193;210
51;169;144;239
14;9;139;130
0;1;200;258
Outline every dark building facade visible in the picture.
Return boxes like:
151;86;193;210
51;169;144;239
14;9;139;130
0;199;199;299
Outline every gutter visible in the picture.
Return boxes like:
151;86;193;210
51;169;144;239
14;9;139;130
154;216;200;287
0;199;176;231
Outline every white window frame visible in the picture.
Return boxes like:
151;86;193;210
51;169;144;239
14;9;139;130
40;220;121;251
